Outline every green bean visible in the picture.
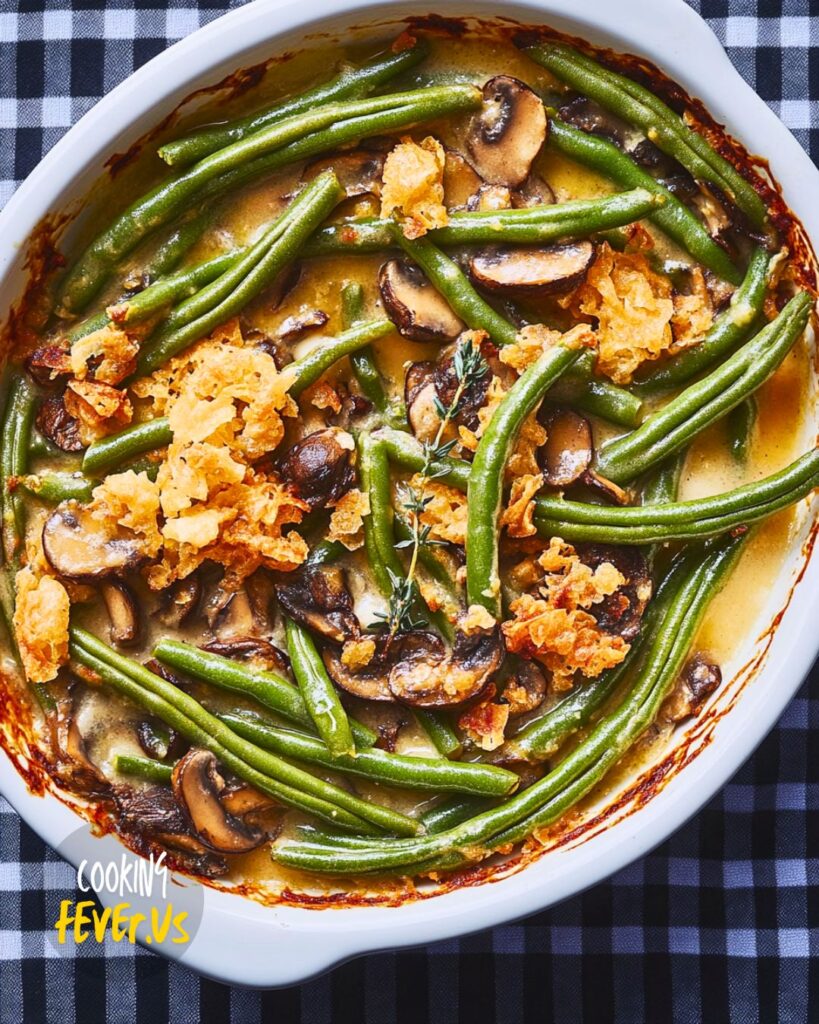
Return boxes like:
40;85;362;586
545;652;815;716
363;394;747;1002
140;211;211;280
305;539;347;567
635;247;771;394
641;451;687;506
547;115;742;283
420;795;490;833
595;293;811;483
1;374;37;569
374;426;471;490
82;315;394;474
305;187;663;255
71;640;382;833
72;627;418;835
151;638;377;748
17;472;94;504
412;708;463;759
358;431;407;598
115;753;174;785
395;232;641;427
271;538;744;873
82;418;172;476
136;171;345;375
528;43;768;228
285;618;355;758
343;281;390;417
286;318;394;397
58;84;480;315
158;39;430;167
727;396;757;465
466;344;582;617
220;712;516;796
555;350;643;427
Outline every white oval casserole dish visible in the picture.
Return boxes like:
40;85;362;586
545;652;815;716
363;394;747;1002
0;0;817;988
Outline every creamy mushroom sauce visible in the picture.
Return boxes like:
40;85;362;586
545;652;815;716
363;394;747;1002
3;25;815;902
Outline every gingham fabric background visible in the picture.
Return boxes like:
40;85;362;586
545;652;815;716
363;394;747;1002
1;1;818;1021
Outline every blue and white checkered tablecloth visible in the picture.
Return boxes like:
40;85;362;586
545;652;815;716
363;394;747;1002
1;2;818;1021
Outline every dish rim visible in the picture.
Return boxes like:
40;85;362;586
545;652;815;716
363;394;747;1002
0;0;817;988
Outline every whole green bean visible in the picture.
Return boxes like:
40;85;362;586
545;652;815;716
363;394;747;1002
555;349;643;427
727;396;757;465
73;627;418;835
82;418;173;476
285;618;355;758
528;42;768;228
58;84;480;314
641;451;687;506
152;637;376;748
140;211;211;280
158;39;430;167
374;427;471;490
71;640;383;833
1;375;37;569
595;293;811;482
547;115;742;283
420;795;491;834
358;431;407;598
635;247;770;394
286;318;394;397
115;753;174;785
466;344;582;617
305;187;663;255
305;539;347;567
137;171;345;375
343;281;390;416
271;538;744;873
220;713;517;796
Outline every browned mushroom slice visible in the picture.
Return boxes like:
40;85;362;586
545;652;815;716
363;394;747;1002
558;95;628;147
277;309;329;343
404;361;441;443
219;779;279;818
137;718;178;761
511;175;555;209
202;637;289;675
155;574;201;627
577;544;652;642
538;408;593;487
467;76;547;188
501;661;547;717
277;427;355;511
322;644;394;701
433;345;490;432
210;589;259;641
388;627;502;707
584;470;631;506
275;564;359;644
42;501;149;580
172;749;264;854
470;242;594;298
48;691;109;793
378;259;465;343
303;149;386;198
35;395;83;452
662;655;722;723
101;580;140;646
443;149;483;210
26;344;72;386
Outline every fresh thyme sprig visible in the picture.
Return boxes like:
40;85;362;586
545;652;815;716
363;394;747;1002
379;334;488;636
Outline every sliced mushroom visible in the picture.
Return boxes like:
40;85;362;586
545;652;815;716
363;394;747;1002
49;691;109;794
558;95;628;147
155;574;201;628
577;544;652;642
661;655;722;724
583;470;631;506
501;660;547;717
538;407;593;487
202;637;289;675
470;242;594;298
211;589;257;641
433;344;490;431
172;749;264;854
303;149;386;198
467;76;547;188
322;643;394;701
388;626;503;707
137;718;179;762
35;395;83;452
443;149;483;210
42;501;149;580
277;427;355;511
379;258;465;343
101;580;140;646
275;564;359;644
511;175;555;209
276;309;329;343
219;779;279;818
405;362;442;443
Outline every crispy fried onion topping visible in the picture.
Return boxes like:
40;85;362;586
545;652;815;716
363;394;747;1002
13;566;70;683
380;136;449;239
502;537;630;690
